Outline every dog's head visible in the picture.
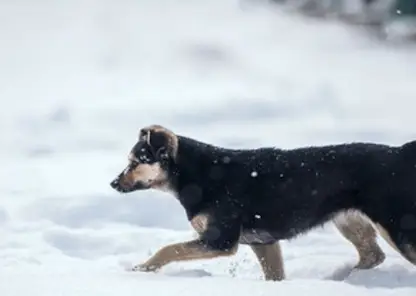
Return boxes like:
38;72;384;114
110;125;178;193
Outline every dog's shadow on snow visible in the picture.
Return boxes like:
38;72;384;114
164;269;213;278
327;263;416;289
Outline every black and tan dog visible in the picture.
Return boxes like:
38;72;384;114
110;124;416;280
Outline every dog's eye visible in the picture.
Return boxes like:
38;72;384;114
135;152;156;164
131;144;156;164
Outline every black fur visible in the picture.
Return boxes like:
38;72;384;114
112;133;416;263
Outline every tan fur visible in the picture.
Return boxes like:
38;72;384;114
131;163;165;185
190;214;282;281
139;124;179;159
186;211;387;280
190;213;286;281
334;211;385;269
246;211;386;282
130;206;389;279
120;162;168;189
191;213;209;234
250;243;285;281
133;239;238;272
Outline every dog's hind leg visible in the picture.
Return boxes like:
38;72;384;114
333;211;385;269
250;242;285;281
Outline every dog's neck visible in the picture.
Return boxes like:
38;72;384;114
167;136;229;215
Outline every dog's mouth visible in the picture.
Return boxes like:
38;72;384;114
110;175;150;193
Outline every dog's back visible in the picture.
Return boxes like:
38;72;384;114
226;142;393;238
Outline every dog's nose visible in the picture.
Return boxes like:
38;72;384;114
110;178;119;189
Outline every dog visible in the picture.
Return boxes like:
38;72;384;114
110;124;416;280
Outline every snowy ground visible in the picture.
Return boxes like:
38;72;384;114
1;0;416;295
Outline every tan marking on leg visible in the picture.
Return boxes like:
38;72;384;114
334;211;385;269
190;213;209;234
134;240;238;272
250;242;285;281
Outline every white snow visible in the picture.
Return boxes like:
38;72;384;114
1;0;416;295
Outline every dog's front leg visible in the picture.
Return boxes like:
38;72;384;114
133;239;238;272
134;201;242;273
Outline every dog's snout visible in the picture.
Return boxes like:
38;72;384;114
110;177;120;189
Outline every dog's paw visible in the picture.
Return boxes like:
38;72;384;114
132;263;160;273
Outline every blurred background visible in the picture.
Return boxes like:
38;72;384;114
2;0;416;209
271;0;416;38
1;0;416;205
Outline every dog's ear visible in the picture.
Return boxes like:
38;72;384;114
138;128;151;144
139;125;178;160
139;127;165;148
